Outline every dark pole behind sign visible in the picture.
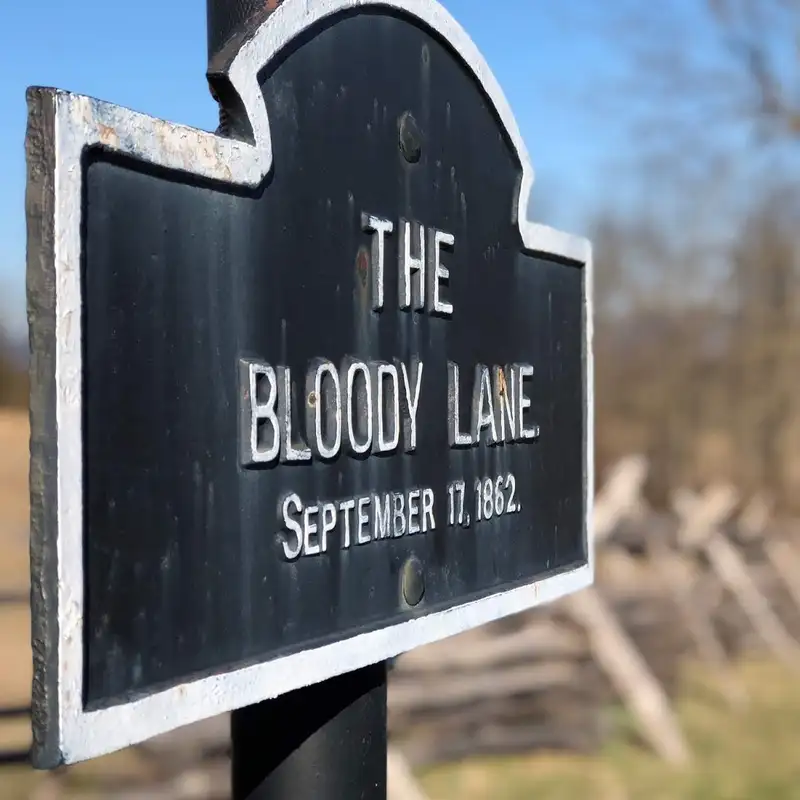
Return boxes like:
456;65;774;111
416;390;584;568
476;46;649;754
231;664;387;799
207;4;388;798
207;0;274;61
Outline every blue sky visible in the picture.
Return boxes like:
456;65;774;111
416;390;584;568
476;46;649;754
0;1;639;337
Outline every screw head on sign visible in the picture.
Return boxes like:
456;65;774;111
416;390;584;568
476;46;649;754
398;112;422;164
401;556;425;607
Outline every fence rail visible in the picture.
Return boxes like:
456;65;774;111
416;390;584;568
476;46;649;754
3;457;800;799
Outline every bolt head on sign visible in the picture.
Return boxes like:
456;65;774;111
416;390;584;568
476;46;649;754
26;0;593;768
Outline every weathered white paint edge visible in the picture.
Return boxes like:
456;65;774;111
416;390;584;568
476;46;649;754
49;0;593;764
64;566;592;762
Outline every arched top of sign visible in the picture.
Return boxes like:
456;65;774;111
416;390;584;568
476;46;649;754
219;0;590;263
53;0;589;265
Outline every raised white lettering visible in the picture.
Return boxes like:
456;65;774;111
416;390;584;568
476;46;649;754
408;489;421;534
339;498;355;549
494;365;517;443
518;364;539;441
342;358;373;456
320;503;336;553
422;488;436;532
306;359;342;460
448;362;473;447
427;228;454;316
278;487;441;559
244;361;280;465
361;213;393;311
398;358;423;453
357;496;371;544
393;493;406;538
373;493;391;540
373;362;400;454
399;219;425;310
280;493;303;560
277;366;312;463
472;364;498;445
303;505;320;556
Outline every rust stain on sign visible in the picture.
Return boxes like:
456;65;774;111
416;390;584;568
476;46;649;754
356;247;369;288
97;124;119;148
497;368;508;398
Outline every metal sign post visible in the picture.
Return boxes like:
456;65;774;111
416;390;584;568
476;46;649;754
210;7;388;798
26;0;593;796
231;663;386;799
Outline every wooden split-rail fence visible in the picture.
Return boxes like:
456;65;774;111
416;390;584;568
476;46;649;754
4;458;800;798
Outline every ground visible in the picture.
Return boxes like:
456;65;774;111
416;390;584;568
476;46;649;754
422;661;800;800
0;410;32;770
4;409;800;798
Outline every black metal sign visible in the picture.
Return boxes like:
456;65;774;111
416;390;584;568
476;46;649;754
26;0;592;767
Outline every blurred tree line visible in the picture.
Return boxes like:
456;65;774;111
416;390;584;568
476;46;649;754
0;325;26;407
592;188;800;508
586;0;800;509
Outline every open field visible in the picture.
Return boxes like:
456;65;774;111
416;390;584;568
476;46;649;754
1;661;800;798
422;661;800;800
0;409;32;774
4;408;800;798
0;410;29;589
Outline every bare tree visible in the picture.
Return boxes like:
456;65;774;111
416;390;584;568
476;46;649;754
561;0;800;172
550;0;800;506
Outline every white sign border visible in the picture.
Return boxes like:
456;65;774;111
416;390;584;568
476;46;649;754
29;0;593;766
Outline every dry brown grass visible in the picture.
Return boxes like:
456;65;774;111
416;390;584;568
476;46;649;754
0;410;28;518
0;409;32;773
422;661;800;800
0;409;29;589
